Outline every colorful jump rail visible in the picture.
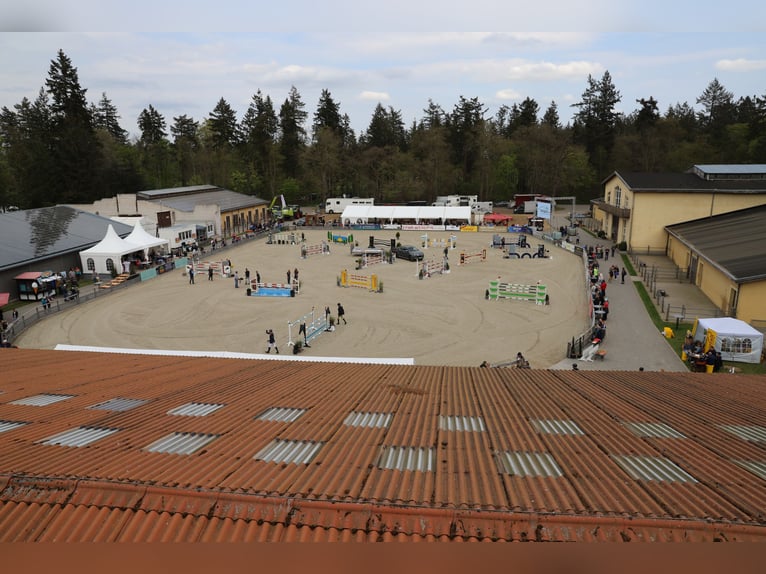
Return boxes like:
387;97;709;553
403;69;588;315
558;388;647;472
328;231;354;244
459;249;487;265
191;261;228;277
287;307;329;348
417;257;450;278
301;242;330;258
339;269;380;292
487;280;547;305
250;280;299;297
268;232;298;245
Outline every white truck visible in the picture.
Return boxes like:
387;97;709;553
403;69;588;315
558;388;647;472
325;197;375;214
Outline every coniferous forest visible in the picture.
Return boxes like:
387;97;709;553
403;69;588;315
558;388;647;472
1;49;765;211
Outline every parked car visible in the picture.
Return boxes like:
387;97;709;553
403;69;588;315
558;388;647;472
394;245;424;261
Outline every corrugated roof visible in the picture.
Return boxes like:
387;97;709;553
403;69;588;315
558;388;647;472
1;348;766;542
604;171;766;193
0;206;134;271
665;204;766;282
138;187;268;213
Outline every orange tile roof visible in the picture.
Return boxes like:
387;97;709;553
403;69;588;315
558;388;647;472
1;348;765;542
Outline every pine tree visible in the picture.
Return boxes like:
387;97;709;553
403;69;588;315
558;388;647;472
278;86;307;178
44;49;103;204
91;92;128;143
312;89;342;142
208;97;238;148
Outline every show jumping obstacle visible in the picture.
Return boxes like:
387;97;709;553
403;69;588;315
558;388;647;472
487;279;547;305
339;269;380;292
301;242;330;258
287;307;329;348
459;249;487;265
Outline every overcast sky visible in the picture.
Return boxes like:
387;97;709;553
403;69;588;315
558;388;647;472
2;1;765;139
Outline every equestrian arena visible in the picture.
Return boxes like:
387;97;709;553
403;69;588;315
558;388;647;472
16;229;590;368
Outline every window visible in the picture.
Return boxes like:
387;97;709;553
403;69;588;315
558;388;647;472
106;258;114;271
720;337;753;354
87;258;95;271
614;186;622;207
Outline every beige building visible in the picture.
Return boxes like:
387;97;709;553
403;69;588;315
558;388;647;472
665;204;766;325
74;185;270;244
593;165;766;252
592;165;766;327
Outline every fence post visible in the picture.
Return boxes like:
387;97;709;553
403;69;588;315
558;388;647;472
681;305;686;319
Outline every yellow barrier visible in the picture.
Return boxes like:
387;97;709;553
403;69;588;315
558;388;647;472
340;269;379;292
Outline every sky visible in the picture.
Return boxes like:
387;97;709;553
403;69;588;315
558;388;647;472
1;1;765;140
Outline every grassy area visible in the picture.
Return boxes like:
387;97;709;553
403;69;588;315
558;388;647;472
620;253;636;276
632;280;765;374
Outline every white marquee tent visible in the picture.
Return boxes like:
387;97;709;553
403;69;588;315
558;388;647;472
693;317;764;364
124;220;169;254
340;205;471;226
79;224;142;275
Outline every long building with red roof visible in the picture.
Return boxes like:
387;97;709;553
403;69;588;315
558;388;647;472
1;348;765;542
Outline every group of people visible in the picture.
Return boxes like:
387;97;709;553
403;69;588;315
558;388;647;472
683;332;724;372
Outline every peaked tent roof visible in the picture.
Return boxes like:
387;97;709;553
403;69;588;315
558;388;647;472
79;224;142;257
124;220;169;251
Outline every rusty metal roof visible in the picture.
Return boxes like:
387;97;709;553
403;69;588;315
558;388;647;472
1;348;766;542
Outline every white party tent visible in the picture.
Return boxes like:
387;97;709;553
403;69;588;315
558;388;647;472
692;317;764;363
79;224;142;274
124;220;169;254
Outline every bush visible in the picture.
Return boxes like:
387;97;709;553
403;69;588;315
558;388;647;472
597;230;607;239
617;241;627;252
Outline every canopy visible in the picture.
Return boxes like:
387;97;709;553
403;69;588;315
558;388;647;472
124;220;169;252
340;205;471;225
79;224;142;274
484;213;512;223
692;317;763;364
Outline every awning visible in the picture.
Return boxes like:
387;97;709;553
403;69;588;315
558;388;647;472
0;293;9;307
14;272;41;280
484;213;512;222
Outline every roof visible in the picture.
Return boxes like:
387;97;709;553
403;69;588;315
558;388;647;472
341;205;471;222
124;221;168;250
2;348;766;542
604;171;766;193
137;186;268;213
665;204;766;283
80;224;143;257
0;206;135;271
694;164;766;176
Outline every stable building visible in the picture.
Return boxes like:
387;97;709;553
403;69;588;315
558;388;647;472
0;206;134;302
593;164;766;251
665;204;766;325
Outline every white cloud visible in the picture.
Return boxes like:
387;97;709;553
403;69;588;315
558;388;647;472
495;89;523;101
715;58;766;72
359;91;390;102
507;61;604;81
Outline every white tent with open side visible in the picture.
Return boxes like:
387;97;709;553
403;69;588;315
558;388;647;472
124;220;169;254
692;317;764;364
79;224;142;275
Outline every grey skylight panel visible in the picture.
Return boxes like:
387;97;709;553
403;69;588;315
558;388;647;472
254;439;324;464
145;432;218;454
611;454;697;483
439;415;486;432
167;402;225;417
732;459;766;481
9;393;75;406
40;426;119;447
532;419;584;436
256;407;306;423
344;411;392;429
0;420;28;434
89;397;149;412
624;422;686;439
720;424;766;444
376;446;435;472
495;451;563;478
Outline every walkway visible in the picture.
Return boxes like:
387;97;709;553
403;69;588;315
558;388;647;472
550;231;688;372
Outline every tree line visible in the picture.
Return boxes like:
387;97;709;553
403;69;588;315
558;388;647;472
1;50;765;211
